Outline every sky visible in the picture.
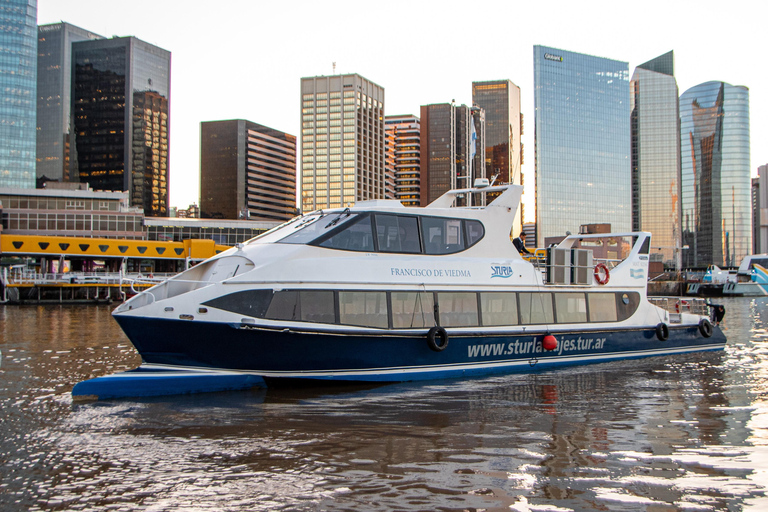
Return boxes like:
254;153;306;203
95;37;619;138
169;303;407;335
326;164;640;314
38;0;767;219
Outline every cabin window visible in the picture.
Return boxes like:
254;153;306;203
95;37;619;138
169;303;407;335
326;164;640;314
279;212;356;245
555;293;587;323
299;290;336;323
519;292;554;325
318;215;375;251
339;291;388;328
265;290;335;323
391;292;435;328
266;290;299;320
480;292;519;326
466;220;485;246
587;293;618;322
202;289;273;318
438;292;479;327
374;214;421;253
422;217;465;255
616;292;641;321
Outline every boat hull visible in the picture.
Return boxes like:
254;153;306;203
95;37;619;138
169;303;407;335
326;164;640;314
114;316;726;382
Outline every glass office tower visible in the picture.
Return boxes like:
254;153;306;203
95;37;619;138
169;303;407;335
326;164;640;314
630;51;681;268
300;74;385;211
680;81;751;268
37;22;102;183
0;0;37;189
71;37;171;216
472;79;523;233
533;46;631;246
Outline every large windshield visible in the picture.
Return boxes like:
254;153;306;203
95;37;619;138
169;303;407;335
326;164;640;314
278;211;357;245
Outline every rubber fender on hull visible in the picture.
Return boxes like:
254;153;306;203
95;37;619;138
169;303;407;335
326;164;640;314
427;326;449;352
656;322;669;341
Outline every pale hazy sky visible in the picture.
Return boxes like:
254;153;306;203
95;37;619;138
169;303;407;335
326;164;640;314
38;0;767;219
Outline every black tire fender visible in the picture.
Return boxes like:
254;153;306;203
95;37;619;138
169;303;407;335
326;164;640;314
656;322;669;341
427;326;449;352
699;318;713;338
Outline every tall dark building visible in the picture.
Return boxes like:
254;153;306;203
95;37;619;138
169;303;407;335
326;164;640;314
71;37;171;216
472;79;523;233
420;103;485;206
200;120;297;221
37;22;103;183
384;115;421;206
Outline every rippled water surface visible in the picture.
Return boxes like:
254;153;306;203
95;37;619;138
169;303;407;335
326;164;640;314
1;298;768;511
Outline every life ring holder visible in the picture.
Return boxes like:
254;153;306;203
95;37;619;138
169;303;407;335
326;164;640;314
427;326;449;352
594;263;610;285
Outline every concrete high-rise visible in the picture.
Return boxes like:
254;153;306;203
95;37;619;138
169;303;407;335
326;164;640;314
420;103;485;206
533;45;631;246
472;79;523;232
754;166;767;254
0;0;37;189
384;115;421;207
300;74;385;211
680;81;750;268
630;51;682;268
200;119;297;221
71;36;171;216
37;22;103;183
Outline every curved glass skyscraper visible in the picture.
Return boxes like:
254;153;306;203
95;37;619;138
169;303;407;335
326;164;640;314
680;81;750;268
0;0;37;189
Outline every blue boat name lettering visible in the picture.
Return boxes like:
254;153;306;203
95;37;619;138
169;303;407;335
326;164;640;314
390;268;471;278
391;267;433;277
630;269;644;279
468;337;607;358
443;269;471;278
491;265;514;278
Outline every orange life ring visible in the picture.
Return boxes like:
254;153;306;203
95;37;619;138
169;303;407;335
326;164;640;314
594;263;610;285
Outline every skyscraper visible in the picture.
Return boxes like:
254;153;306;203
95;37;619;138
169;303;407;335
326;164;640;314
680;82;751;268
384;115;421;206
630;51;681;268
37;22;103;183
472;79;523;232
420;103;485;206
533;45;631;246
0;0;37;189
71;36;171;216
300;74;385;211
200;119;297;221
754;166;767;254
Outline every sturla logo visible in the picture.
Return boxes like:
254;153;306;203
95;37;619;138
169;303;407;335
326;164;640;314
491;265;514;278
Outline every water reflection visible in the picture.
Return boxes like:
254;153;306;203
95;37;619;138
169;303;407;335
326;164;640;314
1;300;768;510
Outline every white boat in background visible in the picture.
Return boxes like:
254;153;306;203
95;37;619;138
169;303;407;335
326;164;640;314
723;254;768;296
74;182;726;398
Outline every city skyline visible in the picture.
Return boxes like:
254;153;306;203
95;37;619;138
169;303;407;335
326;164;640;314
37;0;768;220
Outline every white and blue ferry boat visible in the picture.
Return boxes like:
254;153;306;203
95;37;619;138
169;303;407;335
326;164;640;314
76;183;725;398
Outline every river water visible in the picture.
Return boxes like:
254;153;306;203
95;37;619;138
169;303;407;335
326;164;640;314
1;298;767;511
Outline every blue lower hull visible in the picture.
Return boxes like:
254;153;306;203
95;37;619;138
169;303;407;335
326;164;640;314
113;316;726;383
